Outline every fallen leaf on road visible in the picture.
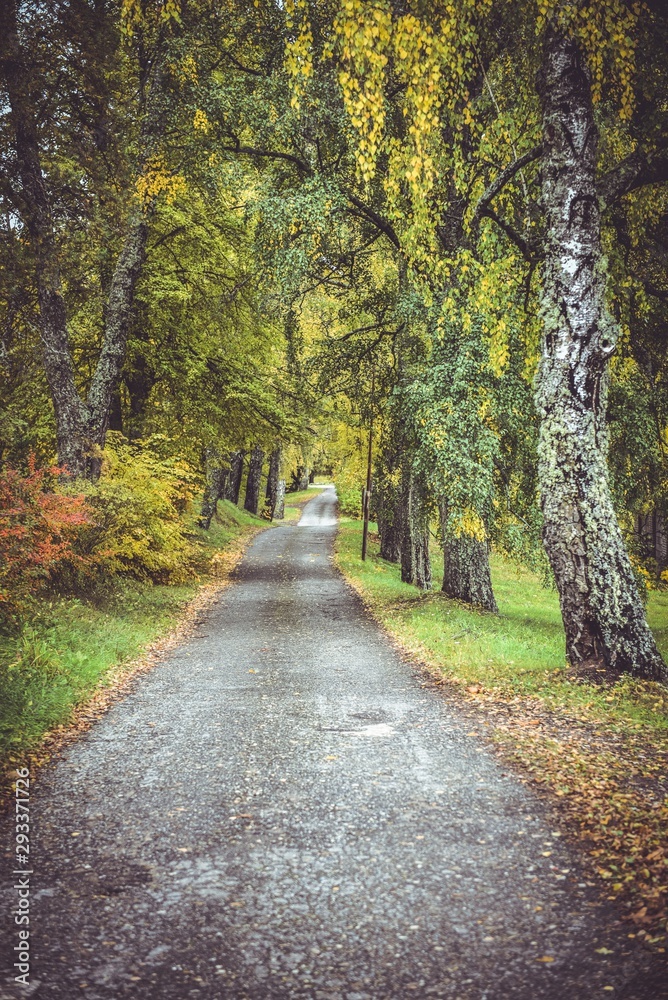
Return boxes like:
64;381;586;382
535;956;555;963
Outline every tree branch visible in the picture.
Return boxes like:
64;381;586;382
344;191;400;248
478;206;536;262
471;144;542;234
221;138;312;175
597;144;668;206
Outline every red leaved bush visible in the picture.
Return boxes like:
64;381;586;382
0;457;92;623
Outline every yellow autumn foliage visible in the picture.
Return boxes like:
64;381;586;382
70;435;201;584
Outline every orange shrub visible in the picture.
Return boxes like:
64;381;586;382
0;457;92;625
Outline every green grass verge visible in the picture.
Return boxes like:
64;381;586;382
0;500;264;764
335;517;668;731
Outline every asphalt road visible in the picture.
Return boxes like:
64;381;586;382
2;485;667;1000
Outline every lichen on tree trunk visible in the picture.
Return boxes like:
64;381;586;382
399;463;431;591
274;479;286;520
439;502;497;612
375;451;402;564
536;26;666;682
199;447;229;530
264;447;282;520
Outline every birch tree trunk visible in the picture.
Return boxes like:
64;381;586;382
439;502;497;611
536;26;666;682
264;447;281;520
376;452;402;563
199;447;229;530
224;451;245;505
244;446;265;516
274;479;286;520
399;464;431;591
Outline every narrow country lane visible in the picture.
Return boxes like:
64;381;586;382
2;486;666;1000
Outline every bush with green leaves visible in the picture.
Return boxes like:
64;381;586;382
66;434;201;585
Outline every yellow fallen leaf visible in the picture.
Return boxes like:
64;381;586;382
535;956;554;963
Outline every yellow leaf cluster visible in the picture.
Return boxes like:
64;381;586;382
284;0;314;110
121;0;182;38
452;507;487;542
136;155;187;207
193;108;210;133
333;0;392;184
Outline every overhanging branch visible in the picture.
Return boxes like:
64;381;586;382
472;144;542;234
598;144;668;206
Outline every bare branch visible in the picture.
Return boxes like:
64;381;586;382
221;138;312;175
597;144;668;207
471;144;542;234
344;191;401;248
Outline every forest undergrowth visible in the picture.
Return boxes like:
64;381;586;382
336;517;668;947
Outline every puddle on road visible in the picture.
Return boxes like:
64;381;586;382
321;723;396;737
357;723;394;737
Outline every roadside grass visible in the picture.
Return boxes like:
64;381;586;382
0;500;264;770
335;516;668;939
335;516;668;728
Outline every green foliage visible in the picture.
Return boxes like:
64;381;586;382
334;476;363;518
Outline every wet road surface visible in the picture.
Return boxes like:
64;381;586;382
2;485;667;999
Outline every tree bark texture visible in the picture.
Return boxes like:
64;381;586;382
264;448;281;520
439;502;497;611
274;479;286;520
399;465;431;591
199;447;229;530
244;446;265;516
224;451;245;504
0;0;148;478
536;28;666;682
376;463;402;563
